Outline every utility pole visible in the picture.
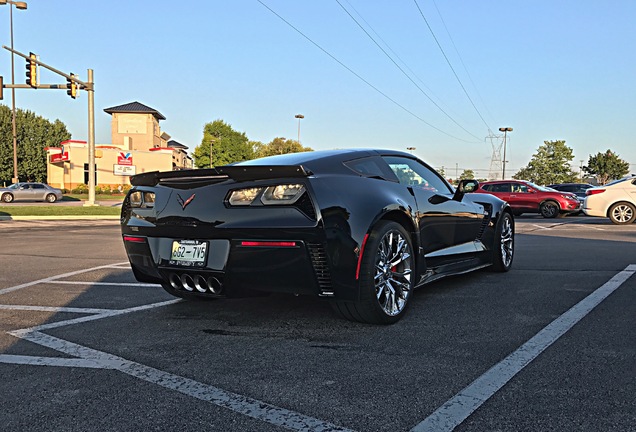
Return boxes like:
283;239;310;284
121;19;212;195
2;46;96;205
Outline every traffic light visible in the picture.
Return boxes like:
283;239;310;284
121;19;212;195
67;73;78;99
25;52;37;88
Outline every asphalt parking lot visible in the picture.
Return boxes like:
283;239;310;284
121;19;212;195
0;215;634;431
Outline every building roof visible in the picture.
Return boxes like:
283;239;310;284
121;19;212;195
167;140;188;150
103;101;166;120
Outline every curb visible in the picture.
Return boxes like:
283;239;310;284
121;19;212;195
0;215;120;220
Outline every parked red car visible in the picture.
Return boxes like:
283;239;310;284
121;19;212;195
474;180;580;218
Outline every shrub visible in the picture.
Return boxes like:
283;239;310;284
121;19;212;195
72;184;88;194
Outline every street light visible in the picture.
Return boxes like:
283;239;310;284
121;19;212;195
0;0;28;184
295;114;304;144
499;127;513;179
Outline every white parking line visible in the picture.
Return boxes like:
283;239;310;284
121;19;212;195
0;262;129;295
9;329;356;432
47;281;159;287
17;299;181;332
0;305;114;314
0;354;112;369
411;264;636;432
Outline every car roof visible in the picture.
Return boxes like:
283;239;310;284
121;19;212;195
235;148;417;172
480;179;527;184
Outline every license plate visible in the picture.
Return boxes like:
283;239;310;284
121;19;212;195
170;240;208;267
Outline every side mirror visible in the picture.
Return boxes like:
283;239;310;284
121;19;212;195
453;179;479;201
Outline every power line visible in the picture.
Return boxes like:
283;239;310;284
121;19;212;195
256;0;476;143
342;0;452;118
413;0;492;132
431;0;497;126
335;0;483;142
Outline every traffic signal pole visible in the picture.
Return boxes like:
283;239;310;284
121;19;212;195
1;45;97;206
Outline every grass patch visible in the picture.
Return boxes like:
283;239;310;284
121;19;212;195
0;206;121;217
63;194;125;201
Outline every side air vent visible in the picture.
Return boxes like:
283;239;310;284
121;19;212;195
307;243;333;296
120;195;132;222
294;192;317;220
476;204;492;240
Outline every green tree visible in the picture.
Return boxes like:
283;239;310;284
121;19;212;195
584;150;630;185
254;137;313;158
459;169;475;180
0;104;71;183
512;140;578;185
193;119;254;168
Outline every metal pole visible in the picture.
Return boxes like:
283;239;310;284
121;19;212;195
294;114;304;144
502;130;507;180
499;127;512;180
85;68;96;206
9;4;18;183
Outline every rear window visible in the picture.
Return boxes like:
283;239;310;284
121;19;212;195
344;157;398;182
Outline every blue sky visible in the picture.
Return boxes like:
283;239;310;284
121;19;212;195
2;0;635;178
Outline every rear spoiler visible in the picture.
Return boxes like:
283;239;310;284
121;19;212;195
130;165;313;187
216;165;313;182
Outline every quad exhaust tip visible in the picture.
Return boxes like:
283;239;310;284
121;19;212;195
169;273;223;295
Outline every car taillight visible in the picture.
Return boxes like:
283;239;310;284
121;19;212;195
227;184;305;206
586;189;605;196
128;190;155;208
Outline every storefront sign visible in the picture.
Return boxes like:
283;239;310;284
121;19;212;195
117;152;133;166
114;164;136;176
50;151;69;163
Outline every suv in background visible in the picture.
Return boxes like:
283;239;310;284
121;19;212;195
474;180;580;218
547;183;594;203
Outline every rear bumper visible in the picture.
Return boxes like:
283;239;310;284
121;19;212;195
122;232;352;299
582;207;605;217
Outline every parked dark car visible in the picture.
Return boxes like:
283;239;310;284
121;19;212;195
0;182;63;203
474;179;580;218
121;149;515;324
547;182;594;204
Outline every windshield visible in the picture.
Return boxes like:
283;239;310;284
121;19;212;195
526;181;550;192
8;183;19;190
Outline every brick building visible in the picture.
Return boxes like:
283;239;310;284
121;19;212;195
46;101;193;190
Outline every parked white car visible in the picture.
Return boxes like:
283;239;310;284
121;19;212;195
583;177;636;224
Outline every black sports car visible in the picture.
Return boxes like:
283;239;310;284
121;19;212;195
121;149;514;324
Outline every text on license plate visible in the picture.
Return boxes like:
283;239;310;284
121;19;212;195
170;240;207;267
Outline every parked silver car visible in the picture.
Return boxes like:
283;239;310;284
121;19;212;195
0;182;63;203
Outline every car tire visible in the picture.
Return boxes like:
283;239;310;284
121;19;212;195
540;201;559;218
331;220;414;324
608;202;636;225
2;193;14;203
490;211;514;272
45;193;57;203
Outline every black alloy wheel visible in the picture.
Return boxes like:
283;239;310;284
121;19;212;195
332;220;414;324
540;201;559;218
490;212;514;272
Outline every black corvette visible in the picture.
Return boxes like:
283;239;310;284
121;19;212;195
121;149;514;324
